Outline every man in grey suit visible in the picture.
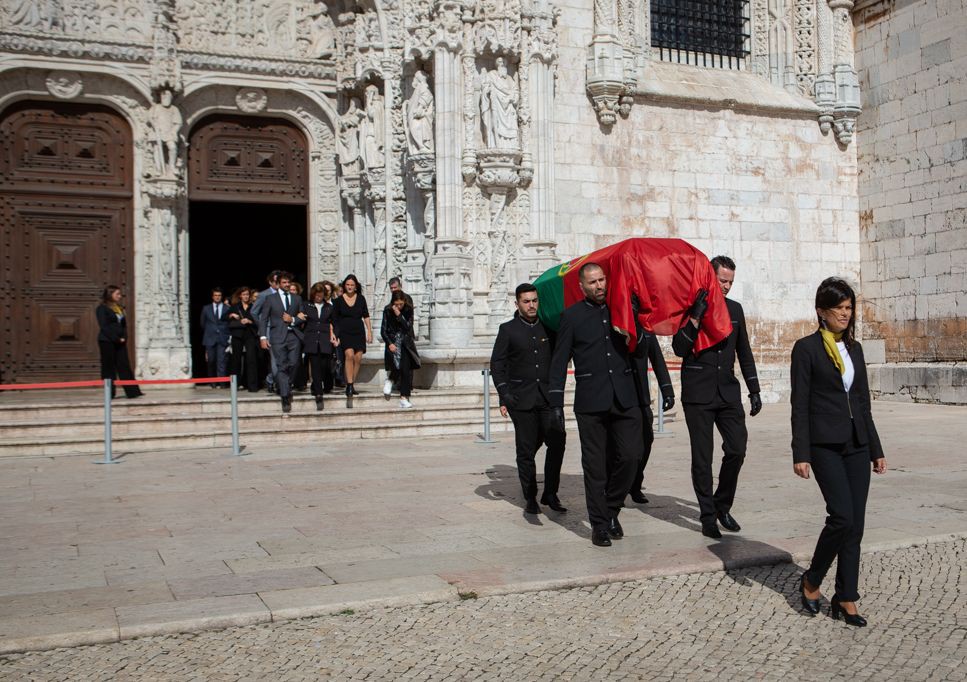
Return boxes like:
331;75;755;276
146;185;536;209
200;287;231;385
252;270;281;393
258;272;306;413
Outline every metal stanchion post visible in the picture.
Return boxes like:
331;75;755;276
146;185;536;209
657;390;665;434
476;368;496;444
230;375;241;456
96;378;118;464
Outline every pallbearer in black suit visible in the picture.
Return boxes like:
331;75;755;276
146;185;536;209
672;256;761;539
490;283;567;516
792;278;886;627
627;332;675;505
549;263;646;547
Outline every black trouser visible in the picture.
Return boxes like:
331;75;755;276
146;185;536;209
98;341;142;398
397;350;414;398
575;403;642;530
306;352;332;397
231;334;260;391
294;353;308;390
630;406;655;493
205;342;227;380
271;332;302;400
805;439;871;602
508;403;566;500
683;395;748;525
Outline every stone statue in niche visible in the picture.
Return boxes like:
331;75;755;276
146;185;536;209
147;88;184;178
404;71;435;155
337;97;366;174
308;3;336;58
480;57;519;150
360;84;385;170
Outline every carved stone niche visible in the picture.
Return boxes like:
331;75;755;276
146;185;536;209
586;33;626;126
477;149;522;194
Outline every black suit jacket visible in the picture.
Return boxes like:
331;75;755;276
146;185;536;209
790;331;884;463
549;299;646;413
632;332;674;409
490;313;555;411
672;297;760;405
302;301;337;354
258;291;305;344
96;304;127;344
200;302;232;347
228;303;258;340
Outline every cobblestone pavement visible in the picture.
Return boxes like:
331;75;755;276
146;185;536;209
2;539;963;681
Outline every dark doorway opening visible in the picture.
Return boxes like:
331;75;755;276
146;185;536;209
188;201;307;378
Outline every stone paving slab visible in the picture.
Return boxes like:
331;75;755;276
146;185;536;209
0;401;964;654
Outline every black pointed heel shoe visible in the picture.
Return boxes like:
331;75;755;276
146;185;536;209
800;574;821;615
830;597;867;627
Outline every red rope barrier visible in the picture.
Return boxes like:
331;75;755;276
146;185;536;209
0;377;232;391
0;380;105;391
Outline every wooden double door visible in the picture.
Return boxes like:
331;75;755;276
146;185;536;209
0;102;134;384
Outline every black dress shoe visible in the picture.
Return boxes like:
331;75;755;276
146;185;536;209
702;523;722;539
831;598;867;627
540;493;567;512
524;498;541;515
345;384;353;398
800;573;821;616
717;511;741;532
591;528;612;547
607;517;624;539
281;399;291;414
315;396;324;411
629;490;649;504
351;385;360;395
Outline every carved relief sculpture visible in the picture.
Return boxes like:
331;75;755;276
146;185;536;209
308;2;337;58
360;84;386;169
480;57;519;149
45;70;83;99
337;97;366;174
404;70;435;154
147;88;184;179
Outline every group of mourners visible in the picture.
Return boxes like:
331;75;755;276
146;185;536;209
490;256;887;627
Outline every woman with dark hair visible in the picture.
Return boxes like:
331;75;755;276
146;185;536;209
96;285;143;399
228;287;260;392
791;277;887;627
332;274;372;400
302;281;339;410
380;290;420;409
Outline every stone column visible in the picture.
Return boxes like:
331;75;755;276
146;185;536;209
814;0;835;134
429;0;474;348
829;0;860;145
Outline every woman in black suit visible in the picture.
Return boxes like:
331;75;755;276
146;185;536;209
380;290;419;409
791;277;887;627
303;281;340;410
96;285;143;399
228;287;260;392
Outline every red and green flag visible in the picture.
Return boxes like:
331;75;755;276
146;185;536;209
533;237;732;354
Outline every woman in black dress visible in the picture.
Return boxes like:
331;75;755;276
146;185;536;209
380;290;420;409
332;274;372;398
302;281;339;410
791;277;887;627
95;285;143;399
228;287;260;392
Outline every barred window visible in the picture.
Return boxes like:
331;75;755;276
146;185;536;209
650;0;750;70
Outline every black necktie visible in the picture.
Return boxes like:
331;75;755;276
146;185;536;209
215;303;221;318
284;293;290;312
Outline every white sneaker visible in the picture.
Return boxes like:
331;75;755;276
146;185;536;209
399;398;413;409
383;379;393;398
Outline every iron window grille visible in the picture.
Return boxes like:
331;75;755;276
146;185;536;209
651;0;750;70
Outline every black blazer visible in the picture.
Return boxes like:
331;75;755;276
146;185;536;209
549;299;646;413
258;291;305;344
228;303;258;340
672;297;760;405
490;313;555;411
380;305;419;368
632;332;675;409
302;301;337;355
790;331;884;464
96;304;127;344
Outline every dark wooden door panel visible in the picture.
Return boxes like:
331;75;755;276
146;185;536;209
0;103;133;384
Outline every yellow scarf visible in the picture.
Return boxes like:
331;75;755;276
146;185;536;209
820;328;845;375
109;303;124;317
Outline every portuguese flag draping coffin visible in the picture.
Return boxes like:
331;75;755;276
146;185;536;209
533;238;732;354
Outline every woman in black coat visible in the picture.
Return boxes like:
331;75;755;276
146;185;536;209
380;291;420;409
791;277;887;627
96;285;143;399
302;281;339;410
228;287;260;392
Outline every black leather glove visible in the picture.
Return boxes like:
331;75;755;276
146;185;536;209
662;394;675;412
749;393;762;417
688;289;709;323
551;406;566;431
